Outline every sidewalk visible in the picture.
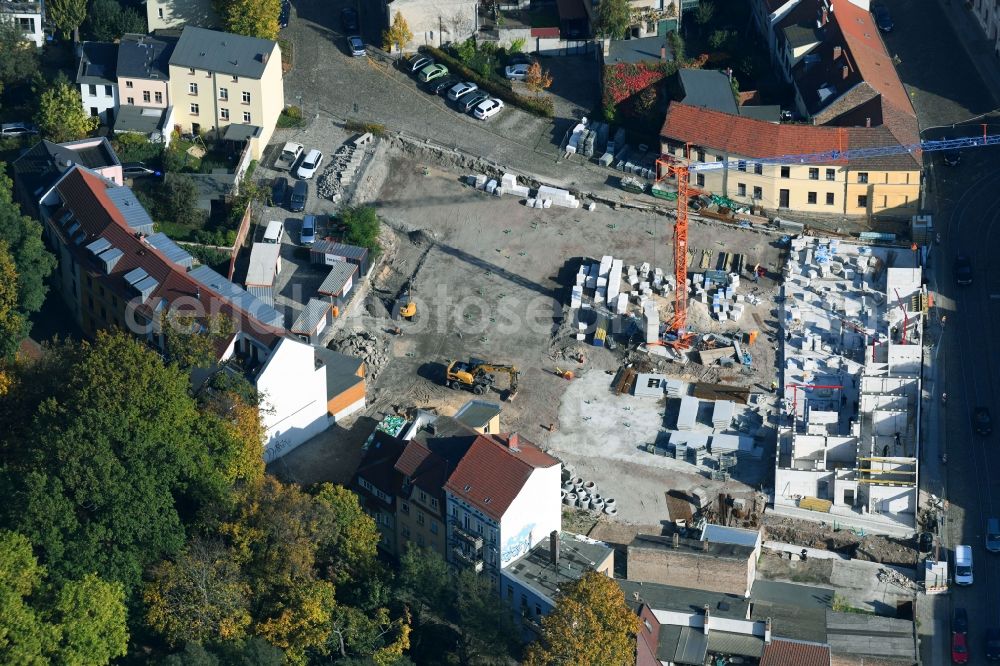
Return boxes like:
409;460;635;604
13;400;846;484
937;0;1000;109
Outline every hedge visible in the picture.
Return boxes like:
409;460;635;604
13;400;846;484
419;45;554;118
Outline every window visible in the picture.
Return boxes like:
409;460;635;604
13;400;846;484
189;82;198;95
401;502;409;514
243;111;251;123
737;160;746;172
220;108;229;121
696;174;705;187
809;168;819;180
507;585;513;601
431;498;439;509
232;75;239;82
451;505;457;517
857;194;868;208
419;490;427;502
190;103;199;114
127;97;134;105
807;191;817;204
242;91;251;104
753;186;763;199
430;522;438;535
104;85;113;96
520;594;527;608
535;604;542;617
780;166;790;178
158;7;163;18
714;154;723;162
696;149;705;161
219;87;228;101
857;172;869;183
188;67;195;75
826;168;836;181
417;535;424;547
155;91;163;103
88;84;97;96
125;80;133;88
737;183;746;196
143;91;150;103
417;512;424;526
401;526;410;538
826;192;835;205
754;162;763;175
17;17;34;32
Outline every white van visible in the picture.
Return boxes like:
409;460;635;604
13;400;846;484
263;220;284;244
955;545;974;585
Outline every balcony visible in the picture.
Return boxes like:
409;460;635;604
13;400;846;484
452;547;484;573
451;523;484;550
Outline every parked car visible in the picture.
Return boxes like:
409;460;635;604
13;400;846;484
348;35;365;58
279;0;290;28
289;180;307;212
300;214;317;245
505;63;530;80
472;98;504;120
275;141;303;171
341;7;359;32
270;176;289;207
458;90;490;113
0;122;38;137
974;406;992;436
952;631;969;664
917;531;933;554
447;81;478;101
408;55;434;74
987;518;1000;553
418;64;448;82
953;607;969;635
871;2;893;32
954;253;972;286
424;75;458;95
296;149;323;179
987;628;1000;660
122;162;161;178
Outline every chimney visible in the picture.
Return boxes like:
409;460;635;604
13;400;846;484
703;605;711;635
507;432;521;451
262;52;269;65
764;617;773;644
660;46;666;62
602;37;610;57
833;45;842;59
549;530;559;565
672;532;680;548
842;65;849;79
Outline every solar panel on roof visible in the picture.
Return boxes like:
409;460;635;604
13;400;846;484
124;267;149;285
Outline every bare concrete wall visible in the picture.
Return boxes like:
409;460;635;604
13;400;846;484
627;546;750;596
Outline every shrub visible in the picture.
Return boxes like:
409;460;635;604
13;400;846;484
276;106;305;128
344;121;387;137
341;206;382;257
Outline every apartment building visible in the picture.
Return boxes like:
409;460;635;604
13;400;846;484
168;26;283;159
77;42;118;125
659;102;920;218
0;0;45;47
118;33;176;109
146;0;218;31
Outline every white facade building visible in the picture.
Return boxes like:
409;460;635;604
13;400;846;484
76;42;119;125
1;0;45;47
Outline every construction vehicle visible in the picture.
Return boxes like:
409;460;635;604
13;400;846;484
444;358;519;400
655;125;1000;349
393;280;416;320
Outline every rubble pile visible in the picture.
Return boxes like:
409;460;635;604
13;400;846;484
329;329;390;385
317;143;364;202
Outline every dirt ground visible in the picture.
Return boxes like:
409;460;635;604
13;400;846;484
764;513;919;567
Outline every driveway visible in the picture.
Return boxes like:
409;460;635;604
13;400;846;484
281;0;611;190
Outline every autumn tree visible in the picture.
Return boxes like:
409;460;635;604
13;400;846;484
36;81;99;142
0;531;128;665
523;571;641;666
594;0;632;40
382;12;413;53
0;242;26;360
47;0;88;41
216;0;281;40
524;61;553;98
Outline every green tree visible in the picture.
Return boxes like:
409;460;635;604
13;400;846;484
694;0;715;26
163;638;286;666
341;206;382;256
397;544;452;614
594;0;632;40
36;81;99;142
47;0;88;41
313;483;381;582
0;242;27;360
85;0;147;42
216;0;281;40
454;570;520;663
0;21;40;101
0;531;128;665
163;311;235;370
383;12;413;53
523;571;640;666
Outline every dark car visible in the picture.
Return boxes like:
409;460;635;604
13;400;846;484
279;0;290;28
987;628;1000;660
953;607;969;635
917;531;933;554
270;176;289;207
954;254;973;286
458;90;490;113
122;162;161;178
975;406;992;437
424;75;459;95
289;180;307;213
871;2;893;32
341;7;359;32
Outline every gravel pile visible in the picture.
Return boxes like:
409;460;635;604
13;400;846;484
317;143;364;202
328;328;390;385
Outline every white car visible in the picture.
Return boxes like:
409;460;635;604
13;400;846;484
473;98;504;120
296;149;323;179
505;64;530;80
447;81;478;101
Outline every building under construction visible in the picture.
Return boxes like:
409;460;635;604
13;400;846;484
773;236;924;536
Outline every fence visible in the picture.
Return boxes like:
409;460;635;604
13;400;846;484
232;140;254;195
228;200;255;280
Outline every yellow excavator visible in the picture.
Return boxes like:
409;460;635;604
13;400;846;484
444;358;519;400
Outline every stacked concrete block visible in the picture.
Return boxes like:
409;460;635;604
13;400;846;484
676;396;699;431
570;285;583;309
537;185;580;208
615;293;628;314
643;301;659;344
607;259;622;305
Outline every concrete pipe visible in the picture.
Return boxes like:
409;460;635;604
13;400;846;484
576;495;590;508
584;481;597;494
590;498;605;511
563;482;575;492
573;477;583;486
604;506;618;516
564;493;578;506
604;498;617;509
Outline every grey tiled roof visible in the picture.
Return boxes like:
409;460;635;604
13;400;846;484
77;42;118;86
117;33;177;80
170;26;277;79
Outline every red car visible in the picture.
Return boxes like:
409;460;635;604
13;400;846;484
952;630;969;664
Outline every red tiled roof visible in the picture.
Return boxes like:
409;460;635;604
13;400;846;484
52;167;282;349
444;433;558;521
661;103;849;161
761;639;831;666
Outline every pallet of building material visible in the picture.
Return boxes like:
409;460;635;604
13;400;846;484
613;366;638;395
712;400;736;428
798;496;833;513
676;396;699;431
692;382;750;405
697;345;737;365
